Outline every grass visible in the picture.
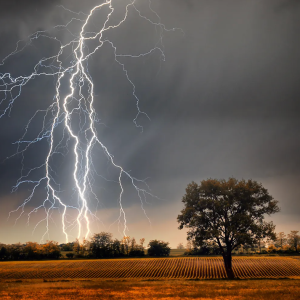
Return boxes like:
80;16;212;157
170;249;186;256
0;278;299;299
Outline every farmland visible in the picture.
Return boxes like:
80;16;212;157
1;278;300;300
0;257;300;280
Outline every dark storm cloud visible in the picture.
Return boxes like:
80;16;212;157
0;0;64;199
170;0;194;9
275;0;300;12
0;0;60;14
0;0;299;243
108;0;300;179
0;0;61;28
0;0;62;59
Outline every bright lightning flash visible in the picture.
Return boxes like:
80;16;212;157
0;0;180;242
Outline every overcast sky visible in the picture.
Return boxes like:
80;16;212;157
0;0;299;247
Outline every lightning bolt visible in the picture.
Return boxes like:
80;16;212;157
0;0;181;243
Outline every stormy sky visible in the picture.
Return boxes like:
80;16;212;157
0;0;299;247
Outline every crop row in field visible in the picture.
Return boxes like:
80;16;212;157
0;257;299;280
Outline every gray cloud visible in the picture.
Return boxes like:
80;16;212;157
0;0;299;244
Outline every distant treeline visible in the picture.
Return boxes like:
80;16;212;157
0;232;171;261
0;241;61;260
183;230;300;256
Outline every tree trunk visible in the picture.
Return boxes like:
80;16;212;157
222;253;234;279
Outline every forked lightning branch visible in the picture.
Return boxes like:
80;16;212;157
0;1;179;242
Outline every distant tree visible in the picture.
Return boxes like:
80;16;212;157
140;238;145;249
111;239;123;257
0;246;8;260
267;244;277;253
73;239;82;255
186;240;193;251
127;237;144;257
61;243;73;251
178;178;279;279
66;252;74;259
185;244;211;256
41;241;61;259
148;240;170;257
243;244;251;254
256;238;266;253
275;232;287;249
8;243;24;260
282;244;292;253
71;238;89;257
177;243;184;250
122;236;131;256
206;241;221;255
251;237;266;253
90;232;113;258
81;237;90;256
24;242;41;259
287;231;300;253
129;246;145;257
130;237;137;252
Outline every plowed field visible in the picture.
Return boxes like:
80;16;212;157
0;257;299;280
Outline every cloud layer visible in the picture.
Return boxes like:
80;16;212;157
0;0;299;245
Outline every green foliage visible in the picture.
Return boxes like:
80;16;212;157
23;242;40;259
178;178;280;278
287;231;300;253
66;253;74;259
61;243;74;251
90;232;113;258
0;246;8;260
40;241;61;259
184;247;209;256
89;233;146;258
0;241;61;260
178;178;279;250
0;234;171;261
129;249;145;257
185;242;221;256
147;240;170;257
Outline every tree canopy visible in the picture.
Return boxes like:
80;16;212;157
147;240;171;257
287;231;300;253
177;178;280;279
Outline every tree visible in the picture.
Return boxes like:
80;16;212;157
41;241;61;259
8;243;24;260
81;237;90;256
186;240;193;251
287;231;300;253
177;243;184;250
61;243;73;251
177;178;279;279
66;252;74;259
275;232;287;249
122;236;131;256
0;246;8;260
267;244;277;253
130;237;137;252
24;242;41;259
90;232;113;258
255;238;266;253
251;237;266;253
148;240;170;257
73;239;82;256
140;238;145;249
